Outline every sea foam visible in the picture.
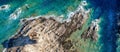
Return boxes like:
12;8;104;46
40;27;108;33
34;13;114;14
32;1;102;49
0;4;10;11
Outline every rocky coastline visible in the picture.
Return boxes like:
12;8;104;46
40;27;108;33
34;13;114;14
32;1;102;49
2;5;99;52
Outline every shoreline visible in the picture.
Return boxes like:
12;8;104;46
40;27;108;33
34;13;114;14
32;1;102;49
2;1;100;52
3;0;89;44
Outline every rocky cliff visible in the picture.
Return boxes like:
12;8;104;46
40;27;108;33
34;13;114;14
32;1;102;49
2;7;99;52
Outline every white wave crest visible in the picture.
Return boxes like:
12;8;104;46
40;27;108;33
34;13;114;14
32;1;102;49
9;8;22;20
91;19;100;31
81;0;88;6
66;0;90;21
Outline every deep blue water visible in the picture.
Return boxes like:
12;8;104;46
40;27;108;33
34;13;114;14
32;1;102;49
87;0;119;52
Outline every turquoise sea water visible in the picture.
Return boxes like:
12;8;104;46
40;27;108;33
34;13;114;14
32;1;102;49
0;0;120;52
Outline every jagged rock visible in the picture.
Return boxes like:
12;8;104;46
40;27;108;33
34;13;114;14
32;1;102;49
2;8;98;52
81;19;99;41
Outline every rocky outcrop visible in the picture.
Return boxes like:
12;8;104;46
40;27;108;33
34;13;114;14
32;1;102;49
2;7;98;52
81;19;99;41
